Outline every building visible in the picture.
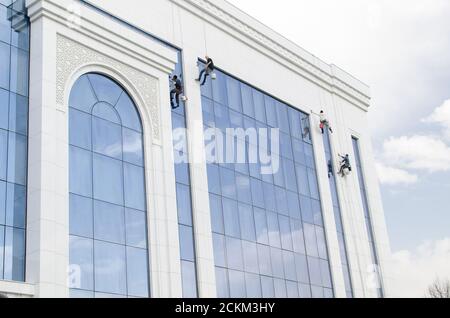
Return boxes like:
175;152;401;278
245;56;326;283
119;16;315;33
0;0;392;298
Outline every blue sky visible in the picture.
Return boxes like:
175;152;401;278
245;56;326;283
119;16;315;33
227;0;450;297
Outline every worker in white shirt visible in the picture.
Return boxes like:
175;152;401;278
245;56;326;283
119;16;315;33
319;110;333;134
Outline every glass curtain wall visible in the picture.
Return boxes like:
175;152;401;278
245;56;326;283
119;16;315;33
0;0;29;282
68;73;150;298
201;65;334;298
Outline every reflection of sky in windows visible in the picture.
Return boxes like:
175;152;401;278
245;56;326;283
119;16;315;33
0;1;29;282
201;67;334;298
68;73;149;298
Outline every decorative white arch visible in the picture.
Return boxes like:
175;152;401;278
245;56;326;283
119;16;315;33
57;34;160;143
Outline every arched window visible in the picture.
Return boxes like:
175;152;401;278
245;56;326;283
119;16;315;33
68;73;149;298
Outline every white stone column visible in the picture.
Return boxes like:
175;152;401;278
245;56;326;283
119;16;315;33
27;15;69;297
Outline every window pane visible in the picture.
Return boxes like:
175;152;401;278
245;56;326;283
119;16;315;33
7;132;27;185
125;209;147;249
267;212;281;248
70;289;94;298
0;42;10;90
93;154;123;205
94;240;127;295
287;191;301;220
181;260;198;298
88;74;122;106
9;47;28;96
228;270;246;298
0;89;9;130
226;236;244;271
241;83;254;118
122;128;144;166
316;226;328;260
320;259;332;288
215;267;229;298
92;117;122;160
69;108;91;150
275;186;288;216
291;219;306;255
283;250;297;281
257;244;272;276
5;183;26;228
3;227;25;281
70;146;92;197
220;167;236;200
222;198;240;238
245;273;261;298
264;96;277;128
236;173;252;204
239;203;256;242
279;215;293;251
308;257;322;286
126;246;149;297
69;75;97;113
304;223;319;257
69;235;94;291
250;178;264;208
212;234;227;268
260;276;275;298
207;164;221;195
70;194;93;238
176;183;192;226
9;92;28;135
212;71;228;106
226;77;242;113
262;182;276;212
253;90;266;124
115;93;142;132
242;241;259;274
94;200;125;245
179;225;195;262
286;280;299;298
276;103;289;134
294;253;310;284
273;278;287;298
254;208;269;245
210;194;224;234
92;102;120;124
0;5;11;44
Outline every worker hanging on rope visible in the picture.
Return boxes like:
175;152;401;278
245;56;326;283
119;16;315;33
319;110;333;134
328;160;334;178
338;154;352;177
196;56;215;86
170;75;186;109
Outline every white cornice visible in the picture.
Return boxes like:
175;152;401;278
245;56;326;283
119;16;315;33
170;0;371;110
26;0;178;75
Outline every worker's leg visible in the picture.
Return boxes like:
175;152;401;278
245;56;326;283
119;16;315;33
170;89;176;107
196;69;206;82
201;71;210;86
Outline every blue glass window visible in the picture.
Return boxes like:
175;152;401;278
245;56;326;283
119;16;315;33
204;68;333;298
0;4;29;282
69;73;149;298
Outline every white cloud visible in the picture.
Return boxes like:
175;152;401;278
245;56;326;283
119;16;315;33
389;238;450;298
423;99;450;140
375;163;418;186
382;135;450;173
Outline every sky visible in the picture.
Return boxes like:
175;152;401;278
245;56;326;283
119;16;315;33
226;0;450;297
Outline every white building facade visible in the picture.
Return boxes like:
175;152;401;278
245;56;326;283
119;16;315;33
0;0;393;298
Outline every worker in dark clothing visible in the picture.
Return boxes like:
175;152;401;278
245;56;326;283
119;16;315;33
338;154;352;177
196;56;215;86
170;75;184;109
328;160;334;178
